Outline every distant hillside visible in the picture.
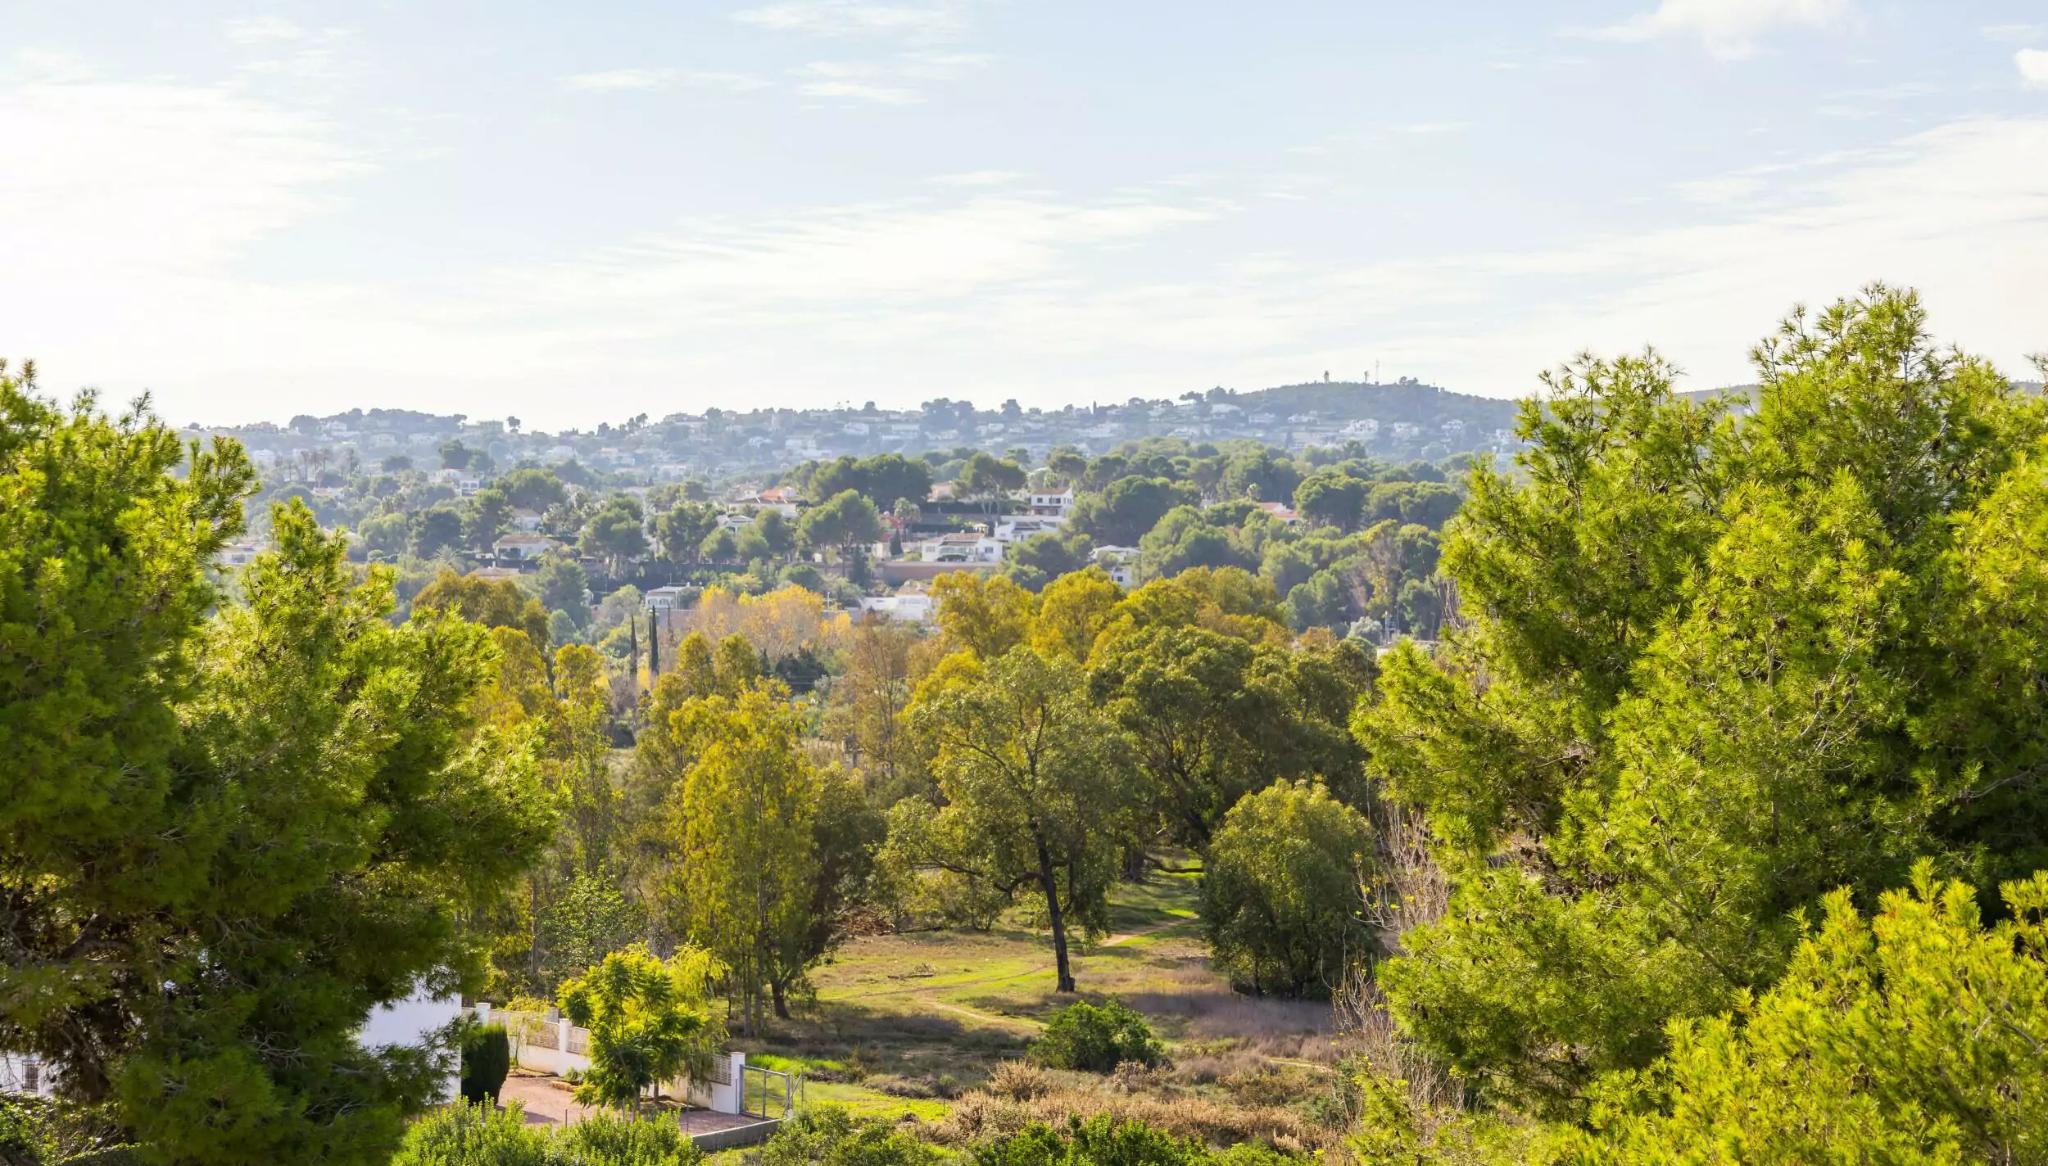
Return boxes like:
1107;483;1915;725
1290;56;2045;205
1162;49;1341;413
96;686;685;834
1236;380;1522;429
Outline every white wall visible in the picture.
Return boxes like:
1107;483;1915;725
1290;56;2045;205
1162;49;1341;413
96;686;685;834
361;987;462;1103
0;1054;51;1096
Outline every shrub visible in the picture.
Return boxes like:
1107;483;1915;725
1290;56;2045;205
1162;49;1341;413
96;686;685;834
553;1110;702;1166
759;1105;937;1166
970;1115;1301;1166
0;1095;135;1166
394;1103;706;1166
460;1024;512;1105
393;1103;553;1166
938;1087;1332;1154
983;1061;1054;1101
1201;781;1373;998
1032;1001;1163;1073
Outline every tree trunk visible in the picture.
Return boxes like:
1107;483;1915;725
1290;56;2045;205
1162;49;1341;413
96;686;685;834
771;979;790;1020
1037;835;1076;993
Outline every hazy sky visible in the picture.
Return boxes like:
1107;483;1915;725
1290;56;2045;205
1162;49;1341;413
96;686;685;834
3;1;2045;428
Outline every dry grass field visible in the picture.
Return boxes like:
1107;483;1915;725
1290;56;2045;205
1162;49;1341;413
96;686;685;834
733;868;1359;1151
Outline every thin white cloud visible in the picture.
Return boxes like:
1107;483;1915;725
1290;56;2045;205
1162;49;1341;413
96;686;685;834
1392;121;1472;135
1982;24;2047;44
733;0;970;42
929;170;1024;186
560;68;679;92
223;21;361;84
796;79;922;104
0;71;364;273
1583;0;1859;60
3;55;2042;431
2020;50;2048;90
790;57;978;103
224;15;308;43
8;48;96;82
685;71;775;91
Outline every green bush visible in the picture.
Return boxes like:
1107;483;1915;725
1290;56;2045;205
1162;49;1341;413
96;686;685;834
1031;1001;1163;1073
1201;781;1374;998
759;1105;936;1166
460;1024;512;1105
0;1095;136;1166
393;1103;705;1166
972;1115;1299;1166
394;1103;553;1166
553;1111;702;1166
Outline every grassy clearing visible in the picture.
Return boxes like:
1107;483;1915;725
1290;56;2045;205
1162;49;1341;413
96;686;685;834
736;866;1354;1142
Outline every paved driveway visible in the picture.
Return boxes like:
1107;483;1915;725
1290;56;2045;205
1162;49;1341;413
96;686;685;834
497;1071;763;1135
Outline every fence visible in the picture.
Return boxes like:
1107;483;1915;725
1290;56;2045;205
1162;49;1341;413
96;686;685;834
740;1064;803;1119
480;1006;589;1078
473;1004;766;1118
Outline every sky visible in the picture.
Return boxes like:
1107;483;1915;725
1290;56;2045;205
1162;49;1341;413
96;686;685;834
1;0;2045;429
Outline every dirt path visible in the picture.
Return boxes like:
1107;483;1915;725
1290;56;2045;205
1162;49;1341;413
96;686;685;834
498;1072;765;1131
1101;915;1196;947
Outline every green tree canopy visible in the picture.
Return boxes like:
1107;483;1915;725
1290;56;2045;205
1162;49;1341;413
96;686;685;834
413;568;552;654
1568;866;2048;1165
1090;624;1374;850
0;367;552;1164
655;500;719;564
500;467;569;513
1356;286;2048;1114
659;685;820;1031
1072;476;1199;547
1293;470;1371;532
894;650;1140;992
808;453;932;511
1202;781;1374;998
797;489;885;560
412;504;466;558
557;947;723;1111
580;495;648;573
955;452;1027;515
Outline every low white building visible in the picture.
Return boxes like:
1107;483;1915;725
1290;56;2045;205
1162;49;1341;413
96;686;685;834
0;1053;50;1096
858;594;936;624
217;539;267;568
1026;487;1074;518
918;533;1003;564
1091;545;1140;587
644;585;690;612
993;515;1067;544
493;533;561;562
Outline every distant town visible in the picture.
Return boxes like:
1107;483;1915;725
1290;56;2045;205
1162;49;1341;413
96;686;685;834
189;378;1522;488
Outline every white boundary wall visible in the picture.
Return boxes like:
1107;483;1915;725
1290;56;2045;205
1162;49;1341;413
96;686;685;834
361;986;462;1103
477;1004;744;1116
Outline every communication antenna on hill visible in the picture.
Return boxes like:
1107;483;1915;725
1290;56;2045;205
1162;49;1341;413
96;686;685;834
1375;359;1381;385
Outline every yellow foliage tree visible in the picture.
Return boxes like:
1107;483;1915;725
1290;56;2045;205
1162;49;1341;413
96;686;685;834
929;571;1038;660
661;686;820;1033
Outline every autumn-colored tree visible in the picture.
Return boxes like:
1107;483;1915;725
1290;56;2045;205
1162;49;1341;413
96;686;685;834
661;686;820;1031
929;571;1038;660
1028;566;1125;662
413;567;552;655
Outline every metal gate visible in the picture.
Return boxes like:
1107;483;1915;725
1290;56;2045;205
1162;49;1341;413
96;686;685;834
738;1064;803;1118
